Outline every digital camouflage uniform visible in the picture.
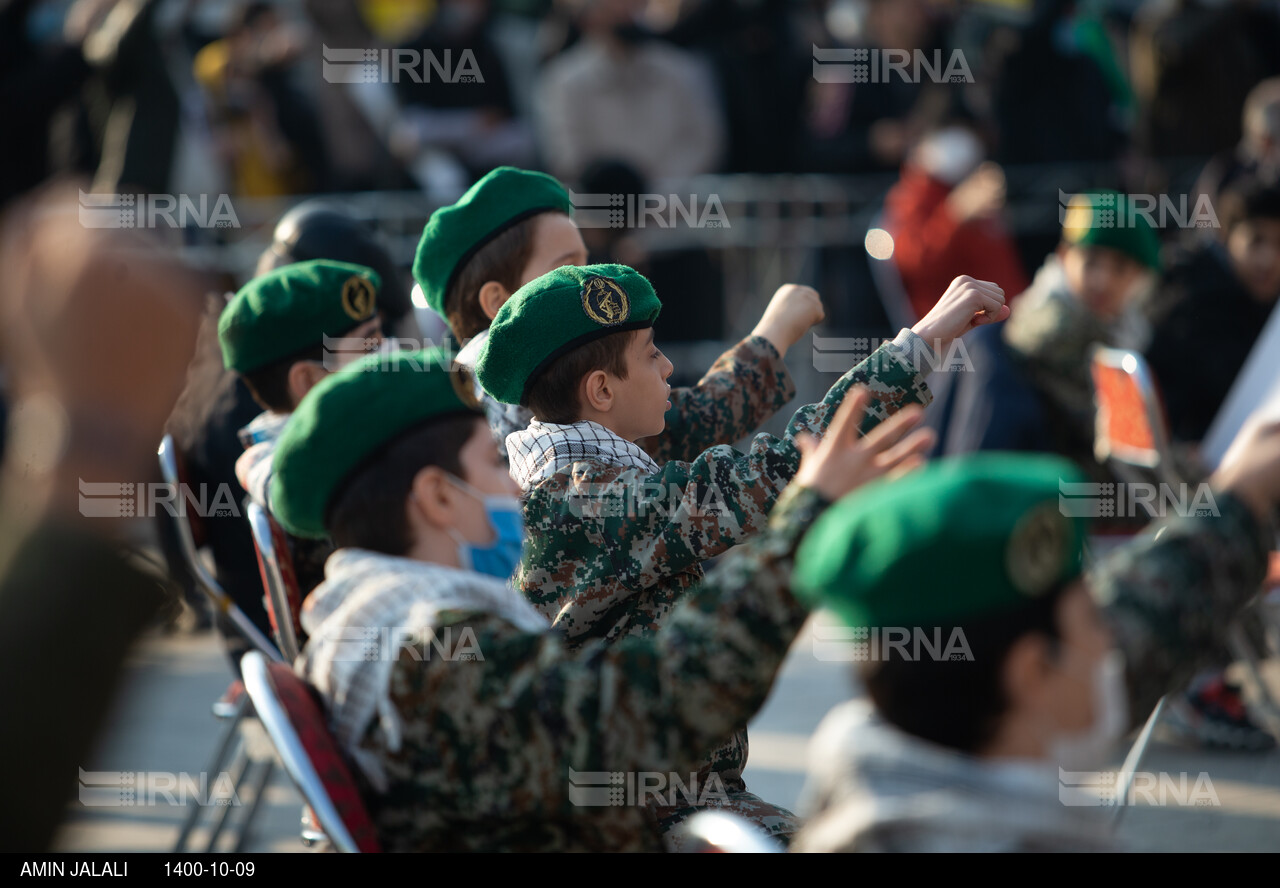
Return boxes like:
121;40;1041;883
301;484;827;851
511;329;935;838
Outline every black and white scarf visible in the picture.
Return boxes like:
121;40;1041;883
507;419;661;490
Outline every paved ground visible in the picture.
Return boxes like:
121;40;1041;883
52;611;1280;853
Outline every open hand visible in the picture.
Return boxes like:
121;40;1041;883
793;387;935;502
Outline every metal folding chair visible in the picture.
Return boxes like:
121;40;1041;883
240;651;382;852
158;436;283;662
158;435;280;852
246;501;304;664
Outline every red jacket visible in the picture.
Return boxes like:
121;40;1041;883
883;166;1029;321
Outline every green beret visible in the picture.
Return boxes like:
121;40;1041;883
219;259;380;374
793;454;1089;631
413;167;574;319
270;348;483;538
1062;189;1162;271
475;264;661;406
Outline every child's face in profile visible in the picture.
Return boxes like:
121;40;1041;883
611;327;674;441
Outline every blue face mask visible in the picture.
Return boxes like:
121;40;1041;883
445;475;527;581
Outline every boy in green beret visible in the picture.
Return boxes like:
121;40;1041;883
929;189;1161;465
789;430;1280;851
218;259;384;592
271;347;935;851
413;165;820;459
474;262;1004;842
932;190;1275;750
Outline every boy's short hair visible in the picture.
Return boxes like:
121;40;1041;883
522;328;636;424
325;414;483;555
1219;178;1280;235
241;341;325;413
858;583;1068;754
446;210;568;341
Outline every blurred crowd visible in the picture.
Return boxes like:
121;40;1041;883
5;0;1280;201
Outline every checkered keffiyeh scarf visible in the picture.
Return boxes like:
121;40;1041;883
506;419;662;490
299;549;550;792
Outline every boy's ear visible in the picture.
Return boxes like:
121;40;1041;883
286;361;329;408
407;465;456;529
478;281;511;321
1001;633;1054;715
580;369;613;414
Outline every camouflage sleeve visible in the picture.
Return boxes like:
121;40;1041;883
574;333;932;584
637;335;796;463
1089;491;1273;727
371;485;825;839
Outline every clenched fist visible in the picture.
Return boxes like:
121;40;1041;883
910;275;1008;356
751;284;825;356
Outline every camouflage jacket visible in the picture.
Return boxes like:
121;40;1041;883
515;329;936;648
1093;490;1273;725
793;491;1273;853
302;484;826;852
456;331;798;461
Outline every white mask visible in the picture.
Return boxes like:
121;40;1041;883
914;127;984;186
1048;650;1129;771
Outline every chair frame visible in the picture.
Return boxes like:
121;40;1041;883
240;651;364;853
246;501;303;664
158;435;278;852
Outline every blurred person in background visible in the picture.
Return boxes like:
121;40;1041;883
926;191;1159;490
984;0;1131;165
535;0;725;183
882;121;1028;321
389;0;536;179
1143;177;1280;445
1196;77;1280;210
1;0;93;207
193;1;331;196
1;0;180;206
658;0;812;173
0;183;202;850
1131;0;1280;172
798;0;956;174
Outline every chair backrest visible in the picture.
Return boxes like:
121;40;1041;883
1090;346;1177;482
246;501;305;663
240;651;382;853
159;436;284;662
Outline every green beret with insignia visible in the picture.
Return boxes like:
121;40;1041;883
793;454;1089;630
219;259;380;374
475;263;661;406
413;166;574;319
1061;189;1162;271
270;347;483;538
